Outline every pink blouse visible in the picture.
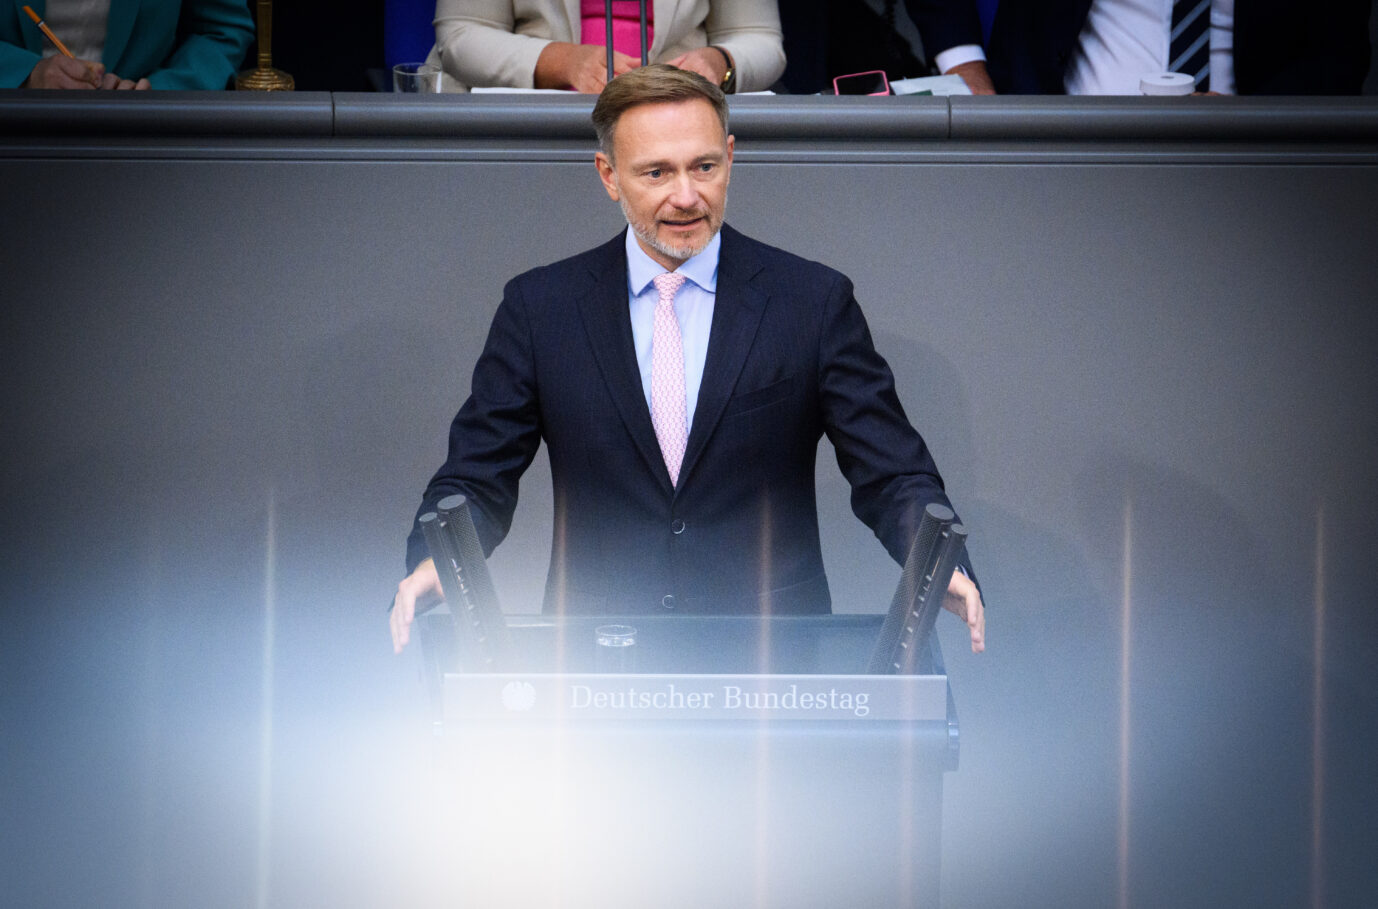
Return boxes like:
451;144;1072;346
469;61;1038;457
580;0;654;60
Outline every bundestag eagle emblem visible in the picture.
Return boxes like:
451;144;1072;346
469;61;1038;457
501;681;537;711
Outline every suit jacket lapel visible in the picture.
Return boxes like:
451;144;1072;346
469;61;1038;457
559;0;581;43
102;0;138;70
679;224;767;490
576;231;675;490
648;0;673;58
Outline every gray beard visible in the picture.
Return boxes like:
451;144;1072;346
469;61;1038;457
620;194;725;264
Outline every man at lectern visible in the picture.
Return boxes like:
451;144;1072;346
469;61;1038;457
391;65;984;656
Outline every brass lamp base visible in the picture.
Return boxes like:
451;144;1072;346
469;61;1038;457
235;67;294;91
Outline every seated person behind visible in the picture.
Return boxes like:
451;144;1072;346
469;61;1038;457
908;0;1372;95
424;0;786;93
2;0;255;90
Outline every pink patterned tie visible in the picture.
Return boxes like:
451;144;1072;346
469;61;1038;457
650;272;689;486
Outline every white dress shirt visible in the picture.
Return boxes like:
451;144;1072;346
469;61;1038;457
625;228;719;434
935;44;988;75
1064;0;1236;95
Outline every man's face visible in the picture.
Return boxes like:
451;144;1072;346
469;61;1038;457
595;99;734;271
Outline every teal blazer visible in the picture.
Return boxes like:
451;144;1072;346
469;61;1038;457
1;0;254;89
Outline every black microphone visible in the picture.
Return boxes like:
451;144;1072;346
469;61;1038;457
605;0;614;84
420;494;512;671
867;503;969;674
639;0;649;66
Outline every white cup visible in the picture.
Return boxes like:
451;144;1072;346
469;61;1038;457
1140;72;1196;96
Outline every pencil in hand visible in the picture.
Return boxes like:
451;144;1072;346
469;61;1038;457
22;5;101;86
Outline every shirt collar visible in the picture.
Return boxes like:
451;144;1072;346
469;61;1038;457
625;227;721;296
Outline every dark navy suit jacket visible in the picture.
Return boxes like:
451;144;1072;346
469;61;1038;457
406;224;958;616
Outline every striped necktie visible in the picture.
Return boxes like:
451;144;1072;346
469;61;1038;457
1169;0;1212;92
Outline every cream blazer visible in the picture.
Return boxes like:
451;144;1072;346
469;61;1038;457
424;0;784;93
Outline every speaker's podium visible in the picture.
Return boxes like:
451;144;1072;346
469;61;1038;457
413;611;961;909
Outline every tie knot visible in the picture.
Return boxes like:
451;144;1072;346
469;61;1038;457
652;272;687;302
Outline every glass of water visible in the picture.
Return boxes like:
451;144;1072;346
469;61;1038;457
393;62;442;93
595;624;637;673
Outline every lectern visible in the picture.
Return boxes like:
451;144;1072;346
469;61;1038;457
413;612;960;908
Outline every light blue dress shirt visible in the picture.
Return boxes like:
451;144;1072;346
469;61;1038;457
625;228;719;433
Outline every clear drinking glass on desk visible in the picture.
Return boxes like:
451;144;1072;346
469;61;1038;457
393;62;442;93
595;624;637;673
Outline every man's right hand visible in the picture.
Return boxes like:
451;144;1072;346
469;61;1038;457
390;558;443;654
25;55;103;89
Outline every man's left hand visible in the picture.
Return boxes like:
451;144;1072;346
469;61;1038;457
943;571;985;653
666;47;728;87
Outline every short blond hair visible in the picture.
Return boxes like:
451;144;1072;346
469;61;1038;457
591;64;729;159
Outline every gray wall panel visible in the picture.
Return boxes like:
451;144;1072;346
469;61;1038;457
2;106;1376;907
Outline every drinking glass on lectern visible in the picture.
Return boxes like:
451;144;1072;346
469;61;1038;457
595;625;637;673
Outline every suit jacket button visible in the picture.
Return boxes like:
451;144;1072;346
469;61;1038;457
670;519;685;534
661;595;677;610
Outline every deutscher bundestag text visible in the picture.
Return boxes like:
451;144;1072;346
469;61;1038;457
569;683;871;717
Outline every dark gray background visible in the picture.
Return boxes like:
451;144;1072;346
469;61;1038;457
2;95;1376;907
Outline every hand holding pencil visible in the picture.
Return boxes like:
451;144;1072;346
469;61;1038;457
21;5;149;90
